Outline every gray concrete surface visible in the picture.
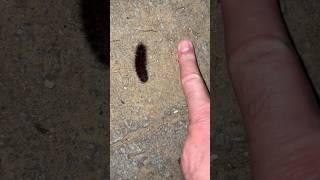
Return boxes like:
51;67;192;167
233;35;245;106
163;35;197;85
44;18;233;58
0;0;108;179
110;0;210;179
213;0;320;179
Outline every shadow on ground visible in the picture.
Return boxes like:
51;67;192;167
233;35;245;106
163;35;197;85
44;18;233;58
81;0;108;68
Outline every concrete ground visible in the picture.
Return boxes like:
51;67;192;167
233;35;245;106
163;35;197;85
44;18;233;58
213;0;320;179
110;0;209;179
0;0;108;179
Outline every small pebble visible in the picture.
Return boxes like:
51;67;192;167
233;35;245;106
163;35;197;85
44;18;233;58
44;80;55;89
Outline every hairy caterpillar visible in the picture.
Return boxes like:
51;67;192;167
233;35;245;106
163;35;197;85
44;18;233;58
135;43;148;83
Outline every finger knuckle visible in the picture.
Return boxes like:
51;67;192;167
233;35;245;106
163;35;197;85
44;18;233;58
182;73;202;86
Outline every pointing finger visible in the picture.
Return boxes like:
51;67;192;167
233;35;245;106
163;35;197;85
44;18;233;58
177;40;210;123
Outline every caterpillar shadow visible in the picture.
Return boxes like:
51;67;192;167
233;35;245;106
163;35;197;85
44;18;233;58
81;0;108;69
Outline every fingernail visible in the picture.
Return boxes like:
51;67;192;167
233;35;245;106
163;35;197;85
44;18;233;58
178;40;193;53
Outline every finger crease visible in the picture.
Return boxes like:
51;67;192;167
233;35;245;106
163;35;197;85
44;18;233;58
182;73;202;86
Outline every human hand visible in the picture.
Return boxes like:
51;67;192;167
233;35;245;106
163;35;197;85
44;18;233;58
177;40;210;180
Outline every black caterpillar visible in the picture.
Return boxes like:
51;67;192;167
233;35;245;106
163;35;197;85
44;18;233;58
135;43;148;83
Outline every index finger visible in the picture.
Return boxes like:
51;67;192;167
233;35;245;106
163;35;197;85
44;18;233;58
177;40;210;122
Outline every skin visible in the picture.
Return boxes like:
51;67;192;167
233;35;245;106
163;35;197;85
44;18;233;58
178;40;210;180
178;0;320;179
222;0;320;179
